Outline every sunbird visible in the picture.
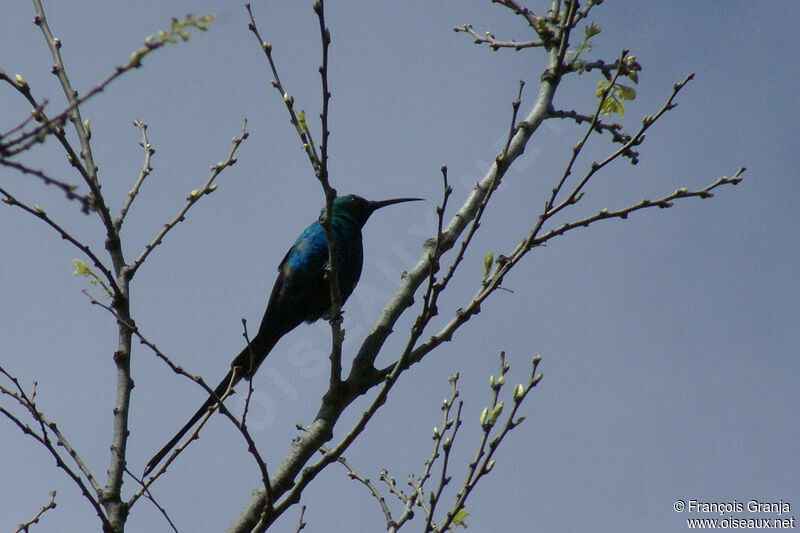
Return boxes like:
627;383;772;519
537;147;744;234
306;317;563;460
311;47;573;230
144;194;421;476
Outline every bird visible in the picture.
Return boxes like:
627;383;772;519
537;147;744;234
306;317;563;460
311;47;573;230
143;194;421;476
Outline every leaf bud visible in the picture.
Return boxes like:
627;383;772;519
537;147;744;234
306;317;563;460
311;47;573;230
513;383;525;400
479;406;489;427
489;401;504;425
14;74;29;89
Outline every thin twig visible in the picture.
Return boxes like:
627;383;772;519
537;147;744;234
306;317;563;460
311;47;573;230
491;0;543;34
1;14;212;157
0;56;93;204
315;0;331;179
31;0;116;231
372;72;729;382
546;49;631;214
408;165;451;342
115;120;155;230
13;490;57;533
438;355;542;532
401;82;524;376
79;290;271;506
548;108;632;152
294;505;307;533
128;119;248;278
391;169;743;381
380;469;407;504
573;0;603;24
335;455;394;526
0;368;102;493
0;158;90;209
0;186;120;297
0;79;91;203
309;0;347;390
550;71;696;218
0;368;109;529
252;13;567;526
247;2;345;388
123;468;179;533
534;170;745;246
245;4;321;171
239;319;273;502
420;375;462;532
453;24;543;50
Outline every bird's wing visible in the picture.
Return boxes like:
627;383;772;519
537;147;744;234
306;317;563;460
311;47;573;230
258;222;331;332
277;223;329;289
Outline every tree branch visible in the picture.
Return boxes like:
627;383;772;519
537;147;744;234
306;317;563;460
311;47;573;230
245;1;345;391
227;3;743;531
419;375;462;532
128;120;248;278
31;0;118;239
227;9;572;532
14;490;57;533
1;14;214;157
533;170;744;246
333;453;394;527
0;186;120;298
437;353;542;532
114;120;155;230
0;367;109;529
245;4;322;172
79;290;271;508
453;24;543;50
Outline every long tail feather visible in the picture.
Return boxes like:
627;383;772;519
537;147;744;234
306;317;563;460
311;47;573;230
143;368;237;476
143;329;278;476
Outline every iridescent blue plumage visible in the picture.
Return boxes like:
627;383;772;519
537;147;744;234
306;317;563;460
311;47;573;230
144;194;420;475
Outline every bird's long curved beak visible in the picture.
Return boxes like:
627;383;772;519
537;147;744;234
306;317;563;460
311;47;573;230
369;197;423;212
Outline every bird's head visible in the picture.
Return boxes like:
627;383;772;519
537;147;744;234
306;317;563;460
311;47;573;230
323;194;422;228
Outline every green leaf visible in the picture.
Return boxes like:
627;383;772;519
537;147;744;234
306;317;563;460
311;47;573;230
127;14;215;69
72;259;113;298
596;79;610;97
482;251;493;281
73;259;91;277
298;110;308;131
452;508;470;528
616;84;636;101
596;80;636;118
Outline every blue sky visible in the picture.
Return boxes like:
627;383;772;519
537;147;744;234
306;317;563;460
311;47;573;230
1;2;798;532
